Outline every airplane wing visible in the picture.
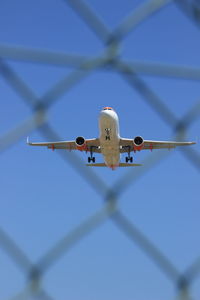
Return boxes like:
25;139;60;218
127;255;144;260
120;138;196;153
27;137;101;153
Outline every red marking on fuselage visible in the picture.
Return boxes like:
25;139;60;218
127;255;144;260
103;106;113;111
109;164;118;170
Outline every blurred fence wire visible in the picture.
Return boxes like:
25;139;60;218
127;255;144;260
0;0;200;299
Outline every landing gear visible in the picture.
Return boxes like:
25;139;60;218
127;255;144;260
88;157;95;163
105;128;111;140
125;145;133;163
88;146;96;163
125;156;133;163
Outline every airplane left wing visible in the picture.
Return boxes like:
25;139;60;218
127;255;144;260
27;137;101;153
120;138;196;153
143;140;196;150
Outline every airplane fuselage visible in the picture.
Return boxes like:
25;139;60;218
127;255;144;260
99;108;120;169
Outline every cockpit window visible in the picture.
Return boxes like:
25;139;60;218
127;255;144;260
103;107;113;110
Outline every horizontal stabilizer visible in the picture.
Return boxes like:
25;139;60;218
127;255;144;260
86;163;106;167
119;163;142;167
86;163;142;167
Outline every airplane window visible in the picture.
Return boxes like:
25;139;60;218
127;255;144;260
103;107;113;110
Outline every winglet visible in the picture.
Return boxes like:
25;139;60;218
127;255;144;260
26;136;31;145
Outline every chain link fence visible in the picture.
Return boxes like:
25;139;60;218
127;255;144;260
0;0;200;299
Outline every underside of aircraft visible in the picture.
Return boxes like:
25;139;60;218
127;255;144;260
27;107;196;170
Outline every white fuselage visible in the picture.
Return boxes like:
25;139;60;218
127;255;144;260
99;109;120;168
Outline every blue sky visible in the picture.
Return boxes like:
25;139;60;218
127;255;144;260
0;1;200;299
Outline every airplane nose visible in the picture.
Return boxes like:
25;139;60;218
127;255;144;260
100;110;112;120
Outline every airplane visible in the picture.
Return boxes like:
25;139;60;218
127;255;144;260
27;107;196;170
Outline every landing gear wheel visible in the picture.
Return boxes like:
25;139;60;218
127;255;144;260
125;145;133;163
88;156;95;163
125;156;133;163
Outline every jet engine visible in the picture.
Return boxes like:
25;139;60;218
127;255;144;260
133;136;144;151
75;136;87;150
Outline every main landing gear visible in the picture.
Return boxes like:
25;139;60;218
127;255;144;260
88;146;96;163
125;146;133;163
88;156;95;163
125;156;133;163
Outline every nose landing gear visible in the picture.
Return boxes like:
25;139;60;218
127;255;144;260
105;128;111;140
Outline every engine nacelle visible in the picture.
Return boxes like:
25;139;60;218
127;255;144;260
75;136;87;151
133;136;144;151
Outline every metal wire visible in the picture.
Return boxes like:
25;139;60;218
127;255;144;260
0;1;200;299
